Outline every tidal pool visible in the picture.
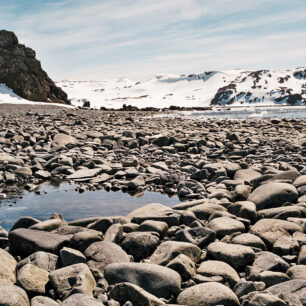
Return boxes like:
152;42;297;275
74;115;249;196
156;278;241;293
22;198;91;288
0;183;180;231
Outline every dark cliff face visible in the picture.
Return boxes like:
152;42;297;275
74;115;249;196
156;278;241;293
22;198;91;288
0;30;70;104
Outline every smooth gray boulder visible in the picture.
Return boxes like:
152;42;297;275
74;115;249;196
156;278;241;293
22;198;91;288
9;228;71;256
0;282;30;306
298;245;306;264
149;241;201;265
121;232;159;261
49;263;96;300
208;216;245;238
52;133;76;147
138;220;168;237
109;282;165;306
0;248;17;284
197;260;240;287
10;216;40;231
248;183;298;210
60;247;86;266
166;254;196;281
232;233;267;250
286;265;306;280
228;201;257;224
84;241;130;272
207;241;255;270
104;262;181;299
253;251;290;273
177;282;240;306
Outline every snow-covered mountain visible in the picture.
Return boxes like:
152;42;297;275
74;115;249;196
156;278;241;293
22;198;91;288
57;68;305;109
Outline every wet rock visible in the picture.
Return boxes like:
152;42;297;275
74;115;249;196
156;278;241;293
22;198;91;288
177;282;240;306
49;263;96;300
10;216;41;231
34;170;51;179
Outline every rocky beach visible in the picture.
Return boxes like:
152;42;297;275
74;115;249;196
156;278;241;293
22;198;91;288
0;104;305;305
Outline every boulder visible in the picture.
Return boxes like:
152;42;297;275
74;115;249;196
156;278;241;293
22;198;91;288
207;242;255;270
287;265;306;280
166;254;196;281
0;282;30;306
253;251;290;273
17;264;49;295
17;251;59;272
228;201;257;224
49;263;96;300
138;220;168;237
248;183;298;210
109;282;165;306
232;233;266;250
297;245;306;264
197;260;240;287
84;241;130;272
9;228;71;256
208;216;245;238
149;241;201;265
0;248;17;284
104;262;181;299
59;293;102;306
60;247;86;266
121;232;159;261
31;296;59;306
177;282;240;306
250;219;302;248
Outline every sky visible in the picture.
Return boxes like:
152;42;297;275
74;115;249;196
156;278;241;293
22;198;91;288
1;0;306;81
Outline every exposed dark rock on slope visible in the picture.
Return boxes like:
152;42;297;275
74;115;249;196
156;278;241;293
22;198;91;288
0;30;69;104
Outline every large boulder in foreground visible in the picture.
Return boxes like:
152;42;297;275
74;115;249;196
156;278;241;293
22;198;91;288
104;262;181;299
0;30;69;104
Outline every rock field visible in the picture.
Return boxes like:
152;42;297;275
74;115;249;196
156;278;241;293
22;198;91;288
0;104;305;305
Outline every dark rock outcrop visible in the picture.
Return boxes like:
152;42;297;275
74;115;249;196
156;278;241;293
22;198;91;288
0;30;69;104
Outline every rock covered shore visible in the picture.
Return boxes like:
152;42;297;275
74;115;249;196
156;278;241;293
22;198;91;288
0;104;305;305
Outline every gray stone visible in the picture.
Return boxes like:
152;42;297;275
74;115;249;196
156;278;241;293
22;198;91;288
286;265;306;280
59;293;102;306
253;251;289;273
30;219;63;231
259;271;290;288
138;220;168;237
297;245;306;264
109;282;165;306
208;216;245;238
246;292;287;306
121;232;159;261
0;248;17;284
17;251;59;272
49;263;96;300
69;230;103;252
84;241;130;272
34;170;51;179
17;264;49;295
31;296;59;306
0;282;30;306
9;228;72;256
250;219;302;248
10;216;40;231
232;233;266;250
67;168;102;180
207;241;255;270
234;169;261;182
177;282;240;306
52;133;76;147
228;201;257;224
60;247;86;267
197;260;240;287
149;241;201;265
104;262;181;299
166;254;196;281
248;183;298;210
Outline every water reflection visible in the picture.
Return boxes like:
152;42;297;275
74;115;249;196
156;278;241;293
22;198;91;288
0;183;180;231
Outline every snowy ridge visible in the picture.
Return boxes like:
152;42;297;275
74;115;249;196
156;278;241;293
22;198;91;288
57;68;306;109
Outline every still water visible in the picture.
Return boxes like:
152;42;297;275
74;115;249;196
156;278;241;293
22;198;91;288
0;183;180;231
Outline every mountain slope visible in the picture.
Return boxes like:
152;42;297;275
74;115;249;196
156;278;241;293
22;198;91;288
57;68;306;109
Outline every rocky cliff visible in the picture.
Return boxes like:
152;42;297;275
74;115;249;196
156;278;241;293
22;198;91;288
0;30;69;104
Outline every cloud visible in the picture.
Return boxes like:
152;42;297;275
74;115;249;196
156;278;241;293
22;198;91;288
1;0;305;80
